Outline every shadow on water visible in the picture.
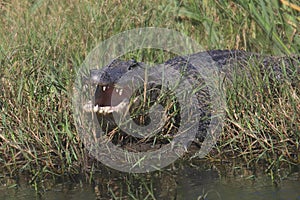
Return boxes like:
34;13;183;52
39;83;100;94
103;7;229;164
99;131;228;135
1;160;300;200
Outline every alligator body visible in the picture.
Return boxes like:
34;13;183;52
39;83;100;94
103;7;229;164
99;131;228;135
83;50;299;149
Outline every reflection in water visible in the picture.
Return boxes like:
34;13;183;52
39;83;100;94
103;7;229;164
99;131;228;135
176;165;300;200
0;161;299;200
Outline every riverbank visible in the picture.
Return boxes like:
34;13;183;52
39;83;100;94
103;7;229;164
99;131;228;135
0;0;299;187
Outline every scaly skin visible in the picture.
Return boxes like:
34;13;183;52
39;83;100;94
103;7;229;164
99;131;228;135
83;50;299;149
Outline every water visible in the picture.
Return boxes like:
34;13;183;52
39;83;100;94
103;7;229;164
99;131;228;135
176;167;300;200
1;163;299;200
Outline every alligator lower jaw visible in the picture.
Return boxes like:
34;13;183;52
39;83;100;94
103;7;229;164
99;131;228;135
83;99;129;115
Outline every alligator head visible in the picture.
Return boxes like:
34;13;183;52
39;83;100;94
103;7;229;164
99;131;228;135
83;59;144;115
82;55;205;150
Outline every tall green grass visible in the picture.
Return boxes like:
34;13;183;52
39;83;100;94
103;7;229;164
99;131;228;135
0;0;299;185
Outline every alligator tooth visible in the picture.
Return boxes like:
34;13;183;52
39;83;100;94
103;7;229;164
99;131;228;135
102;86;107;91
119;89;123;95
93;105;99;112
104;107;110;113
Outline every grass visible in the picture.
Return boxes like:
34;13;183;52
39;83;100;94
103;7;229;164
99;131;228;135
216;57;299;180
0;0;299;189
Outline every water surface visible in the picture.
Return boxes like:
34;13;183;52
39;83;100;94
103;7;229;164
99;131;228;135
1;162;299;200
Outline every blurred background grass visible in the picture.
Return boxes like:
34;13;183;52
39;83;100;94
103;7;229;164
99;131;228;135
0;0;299;180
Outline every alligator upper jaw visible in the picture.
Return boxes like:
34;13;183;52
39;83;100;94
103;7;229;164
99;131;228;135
83;84;130;115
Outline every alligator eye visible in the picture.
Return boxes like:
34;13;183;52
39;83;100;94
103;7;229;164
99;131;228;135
128;59;138;70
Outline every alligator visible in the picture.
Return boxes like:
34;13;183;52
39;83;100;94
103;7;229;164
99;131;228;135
82;50;299;150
